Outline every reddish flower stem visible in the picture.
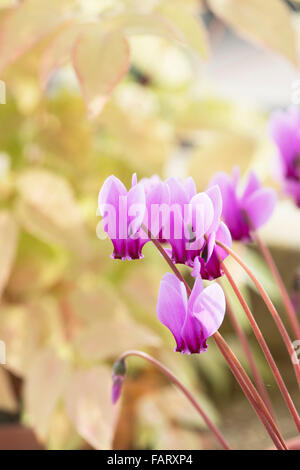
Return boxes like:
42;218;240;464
222;262;300;433
118;350;231;450
216;240;300;388
213;332;287;450
222;288;276;421
252;231;300;340
148;236;287;449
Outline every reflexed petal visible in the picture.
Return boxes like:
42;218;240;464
191;256;201;278
166;177;188;207
269;110;300;167
206;231;216;261
98;176;127;238
188;276;204;312
242;171;261;201
157;274;187;351
127;183;146;236
210;171;233;193
184;177;197;201
146;182;170;237
243;188;277;230
210;173;243;239
205;185;222;234
189;193;214;239
131;173;137;186
147;181;169;209
98;175;126;213
194;284;226;339
214;222;232;261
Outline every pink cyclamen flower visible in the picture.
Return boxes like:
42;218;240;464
139;174;170;242
270;108;300;207
98;174;146;260
164;177;232;279
157;273;226;354
210;168;277;242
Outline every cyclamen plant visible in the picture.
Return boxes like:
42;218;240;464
98;169;300;450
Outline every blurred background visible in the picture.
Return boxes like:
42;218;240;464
0;0;299;450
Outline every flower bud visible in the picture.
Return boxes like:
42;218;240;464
111;359;127;404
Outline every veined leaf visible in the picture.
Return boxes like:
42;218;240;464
208;0;298;66
156;0;209;59
16;169;90;255
72;29;130;118
24;348;70;439
110;9;208;59
65;366;119;449
0;0;75;72
40;21;85;88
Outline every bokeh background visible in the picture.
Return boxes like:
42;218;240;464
0;0;299;450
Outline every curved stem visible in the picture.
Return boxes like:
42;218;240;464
222;288;275;420
252;231;300;340
118;350;231;450
216;240;300;388
222;262;300;433
213;332;287;450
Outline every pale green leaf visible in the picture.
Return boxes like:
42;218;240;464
24;348;70;439
72;29;130;118
0;0;75;72
208;0;298;66
65;366;119;449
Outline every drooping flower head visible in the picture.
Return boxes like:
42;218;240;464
270;108;300;207
157;273;226;354
139;174;170;242
210;167;277;242
163;177;232;280
98;174;146;260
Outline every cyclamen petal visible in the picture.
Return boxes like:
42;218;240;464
241;171;261;201
157;274;187;352
210;168;277;241
189;192;214;240
157;273;226;354
205;185;223;234
184;176;197;201
166;177;189;207
193;283;226;338
98;174;146;260
243;188;277;230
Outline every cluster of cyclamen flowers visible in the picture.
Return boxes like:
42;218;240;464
98;168;276;356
